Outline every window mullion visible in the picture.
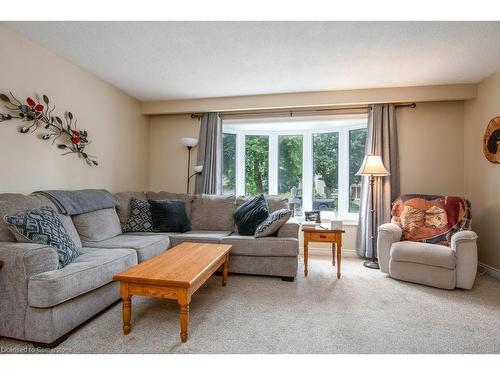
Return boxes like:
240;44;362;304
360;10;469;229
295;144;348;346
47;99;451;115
338;129;349;217
269;133;278;195
303;131;313;212
236;132;245;196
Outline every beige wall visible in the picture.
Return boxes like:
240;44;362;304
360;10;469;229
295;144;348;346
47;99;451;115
464;70;500;269
397;101;465;196
0;25;149;194
149;114;200;193
148;101;466;250
142;84;476;114
149;102;465;196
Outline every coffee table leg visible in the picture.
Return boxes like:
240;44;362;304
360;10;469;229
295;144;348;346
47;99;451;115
122;297;132;335
120;283;131;335
222;254;229;286
178;289;190;343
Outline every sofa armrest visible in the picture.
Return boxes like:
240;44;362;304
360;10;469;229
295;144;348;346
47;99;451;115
277;218;299;239
0;242;59;340
377;223;402;274
451;230;478;290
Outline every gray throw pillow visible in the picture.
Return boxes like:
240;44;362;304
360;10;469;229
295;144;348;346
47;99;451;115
124;197;153;232
4;206;80;268
254;209;292;238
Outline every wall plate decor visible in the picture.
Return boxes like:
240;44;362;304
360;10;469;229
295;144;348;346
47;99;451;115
0;92;97;166
483;116;500;164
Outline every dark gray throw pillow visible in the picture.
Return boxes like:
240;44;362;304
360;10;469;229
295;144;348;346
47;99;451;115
124;197;153;232
4;206;80;268
254;209;292;238
233;194;269;235
148;199;191;233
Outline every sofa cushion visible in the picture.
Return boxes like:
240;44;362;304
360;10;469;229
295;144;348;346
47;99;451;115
255;209;292;238
149;199;191;232
72;208;122;242
28;247;137;308
82;234;170;263
4;206;80;268
220;234;299;257
169;231;232;247
190;194;235;231
114;192;147;229
124;197;153;233
147;192;194;218
234;194;269;235
390;241;456;270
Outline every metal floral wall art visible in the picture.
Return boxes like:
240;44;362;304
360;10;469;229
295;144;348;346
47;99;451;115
0;92;98;166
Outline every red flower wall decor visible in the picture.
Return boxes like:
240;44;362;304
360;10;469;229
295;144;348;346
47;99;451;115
0;92;98;166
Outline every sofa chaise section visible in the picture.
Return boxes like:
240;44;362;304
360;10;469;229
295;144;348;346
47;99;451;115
0;240;137;344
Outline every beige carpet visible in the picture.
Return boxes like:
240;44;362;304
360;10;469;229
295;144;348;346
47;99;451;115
1;253;499;354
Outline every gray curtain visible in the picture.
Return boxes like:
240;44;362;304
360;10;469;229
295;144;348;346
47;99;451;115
195;112;222;194
356;104;400;258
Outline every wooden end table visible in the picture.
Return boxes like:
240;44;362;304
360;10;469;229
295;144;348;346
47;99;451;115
302;226;345;278
113;242;231;343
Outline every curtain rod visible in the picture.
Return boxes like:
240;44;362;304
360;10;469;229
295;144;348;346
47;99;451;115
190;103;416;119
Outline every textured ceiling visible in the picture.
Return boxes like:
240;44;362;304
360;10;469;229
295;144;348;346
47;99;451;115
5;21;500;101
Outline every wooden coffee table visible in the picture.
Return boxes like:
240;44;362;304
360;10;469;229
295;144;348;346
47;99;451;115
113;242;231;343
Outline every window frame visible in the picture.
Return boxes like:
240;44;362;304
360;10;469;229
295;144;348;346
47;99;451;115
223;115;367;221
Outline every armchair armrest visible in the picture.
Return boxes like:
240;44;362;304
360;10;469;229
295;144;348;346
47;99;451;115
451;230;478;290
377;223;402;273
277;218;299;239
0;242;58;340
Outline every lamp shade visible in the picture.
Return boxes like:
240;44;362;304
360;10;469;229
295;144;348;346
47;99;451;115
194;165;203;173
356;155;390;176
181;137;198;147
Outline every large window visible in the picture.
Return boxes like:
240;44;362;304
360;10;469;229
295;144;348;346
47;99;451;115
222;115;367;219
313;132;338;212
245;135;269;195
279;135;303;212
348;128;367;213
222;133;236;194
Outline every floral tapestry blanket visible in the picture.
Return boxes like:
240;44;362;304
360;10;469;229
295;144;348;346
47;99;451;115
391;194;472;247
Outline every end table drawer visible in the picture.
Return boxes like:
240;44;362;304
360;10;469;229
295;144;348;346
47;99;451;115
310;232;337;242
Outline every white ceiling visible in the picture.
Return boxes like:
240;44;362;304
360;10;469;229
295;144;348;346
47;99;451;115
5;21;500;101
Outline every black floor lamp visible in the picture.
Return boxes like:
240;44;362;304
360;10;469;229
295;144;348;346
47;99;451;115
356;154;390;269
181;137;200;194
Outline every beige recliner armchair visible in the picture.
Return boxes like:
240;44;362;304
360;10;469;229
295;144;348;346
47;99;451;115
377;224;478;289
377;193;478;290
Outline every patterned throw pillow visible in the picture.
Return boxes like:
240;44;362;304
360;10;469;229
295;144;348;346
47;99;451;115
233;194;270;235
4;206;80;268
254;209;292;238
391;194;472;247
124;197;153;232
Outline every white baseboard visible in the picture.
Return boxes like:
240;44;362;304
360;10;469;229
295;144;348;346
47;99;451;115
300;246;356;256
478;262;500;280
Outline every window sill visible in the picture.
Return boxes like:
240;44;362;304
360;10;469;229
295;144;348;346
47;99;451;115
295;215;359;226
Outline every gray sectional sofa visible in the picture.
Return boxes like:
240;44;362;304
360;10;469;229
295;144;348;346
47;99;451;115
0;191;299;346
